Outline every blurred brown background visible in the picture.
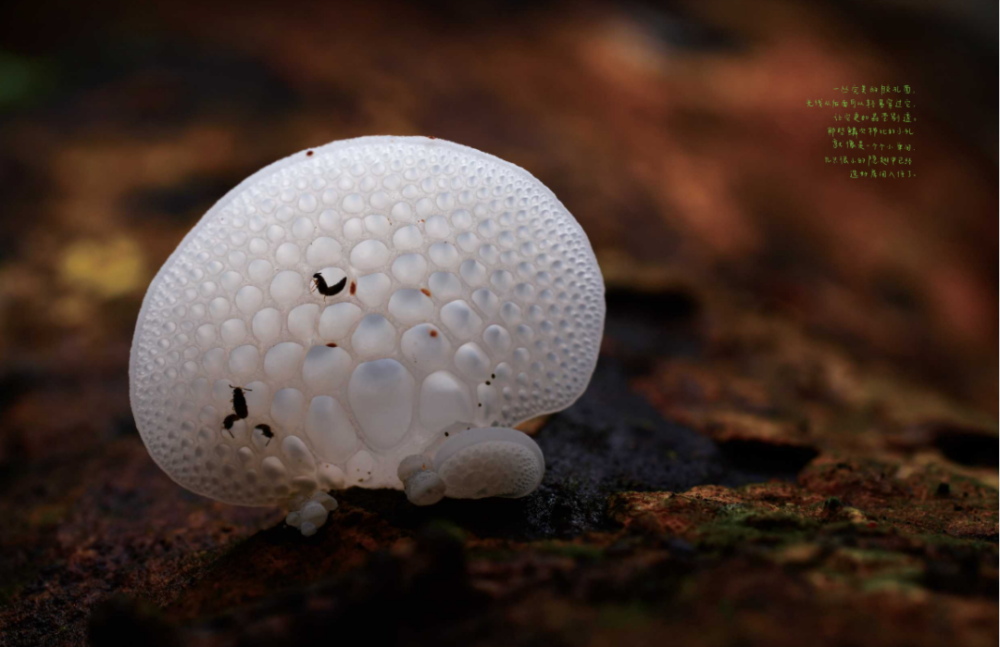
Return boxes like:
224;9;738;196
0;1;996;646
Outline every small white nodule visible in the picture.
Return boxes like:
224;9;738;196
405;470;447;506
434;427;545;500
398;454;445;506
285;491;339;536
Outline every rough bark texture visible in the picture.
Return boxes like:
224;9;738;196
0;1;996;646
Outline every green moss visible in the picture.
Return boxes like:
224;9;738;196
816;565;923;592
30;503;68;527
911;531;999;552
859;568;924;592
596;603;654;629
423;519;469;543
717;598;736;621
695;508;820;549
0;52;56;110
837;547;910;563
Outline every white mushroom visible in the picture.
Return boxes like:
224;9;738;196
284;491;338;536
404;470;447;506
129;136;605;533
436;427;544;499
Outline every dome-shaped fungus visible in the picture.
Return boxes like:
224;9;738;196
130;136;605;533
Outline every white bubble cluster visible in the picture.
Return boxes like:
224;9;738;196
129;136;605;507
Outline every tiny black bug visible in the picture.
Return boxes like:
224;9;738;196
255;424;274;446
223;413;239;437
312;272;348;297
229;385;251;419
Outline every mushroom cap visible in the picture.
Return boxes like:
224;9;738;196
130;136;605;506
434;427;545;499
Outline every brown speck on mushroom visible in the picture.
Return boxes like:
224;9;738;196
421;288;431;297
326;342;338;347
306;150;314;156
349;281;357;295
429;329;438;338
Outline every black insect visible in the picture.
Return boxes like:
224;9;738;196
312;272;348;297
229;385;251;419
255;424;274;446
223;414;239;437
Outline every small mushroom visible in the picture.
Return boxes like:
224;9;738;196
398;454;445;505
434;427;544;499
405;470;447;506
285;491;338;536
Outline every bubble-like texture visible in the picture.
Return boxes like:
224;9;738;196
130;136;605;506
419;370;474;438
435;436;544;499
